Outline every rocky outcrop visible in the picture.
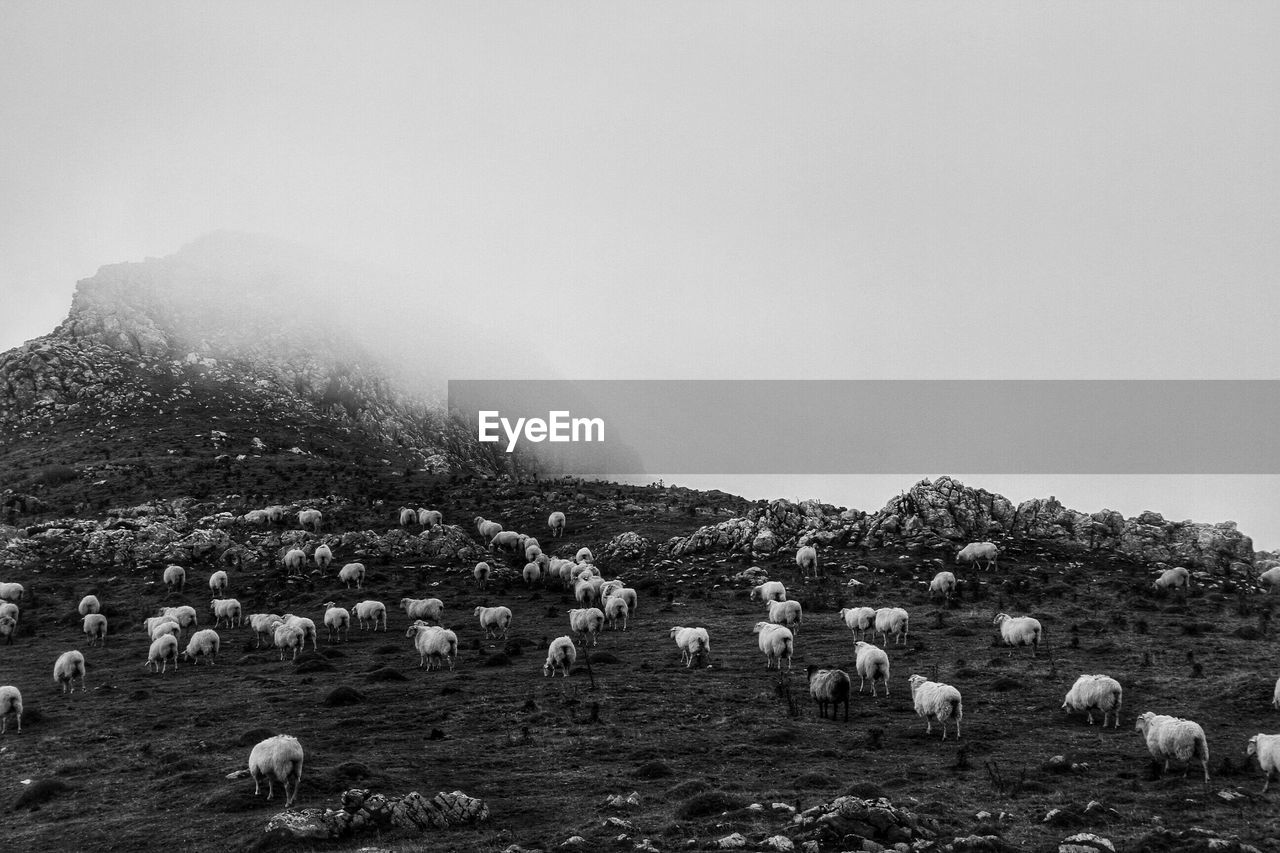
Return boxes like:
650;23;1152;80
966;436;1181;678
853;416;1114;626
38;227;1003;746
599;531;654;562
263;788;488;841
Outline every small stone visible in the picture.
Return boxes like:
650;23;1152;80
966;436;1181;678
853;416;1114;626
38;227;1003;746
716;833;747;849
763;836;794;851
1058;833;1115;853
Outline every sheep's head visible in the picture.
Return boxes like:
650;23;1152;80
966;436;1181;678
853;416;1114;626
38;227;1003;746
992;613;1009;625
1135;712;1155;735
1247;735;1260;757
907;674;926;694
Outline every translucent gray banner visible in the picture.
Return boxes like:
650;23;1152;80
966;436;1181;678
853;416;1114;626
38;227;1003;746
447;380;1280;474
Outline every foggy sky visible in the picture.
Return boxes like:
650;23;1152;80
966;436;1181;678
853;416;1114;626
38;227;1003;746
1;3;1277;545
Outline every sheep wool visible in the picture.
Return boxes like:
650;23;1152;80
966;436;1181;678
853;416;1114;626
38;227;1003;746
0;686;21;734
77;595;101;616
753;622;793;671
249;735;304;807
669;626;710;668
54;650;86;694
1247;733;1280;793
750;580;787;604
807;665;851;722
145;634;180;674
854;641;890;697
838;607;876;640
82;613;108;647
874;607;909;647
1062;674;1123;727
993;613;1042;657
544;636;577;677
338;563;365;589
1135;712;1209;782
908;674;962;740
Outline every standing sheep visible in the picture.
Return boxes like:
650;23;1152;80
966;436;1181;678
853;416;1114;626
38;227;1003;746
767;599;803;633
806;665;851;722
523;562;542;587
854;641;890;696
1135;711;1209;782
405;621;458;671
929;571;957;600
78;595;100;615
993;613;1042;657
0;686;21;734
354;600;388;631
313;544;334;570
753;622;794;671
575;547;594;565
796;545;819;578
548;511;566;538
208;570;229;595
908;674;963;739
162;565;186;592
1260;566;1280;593
1153;566;1191;592
248;734;304;807
0;582;24;601
210;598;243;628
874;607;910;647
281;615;317;651
54;650;86;694
399;507;418;527
669;626;711;667
418;508;442;528
838;607;876;641
543;636;577;677
160;605;198;628
282;549;306;575
604;596;629;632
82;613;108;647
1062;674;1123;727
144;634;180;673
569;608;605;648
473;562;491;590
0;616;16;646
1246;733;1280;793
338;562;365;589
247;613;283;648
956;542;998;571
274;623;306;661
185;628;221;665
298;508;323;533
322;603;350;643
751;581;787;604
400;598;444;623
474;606;513;640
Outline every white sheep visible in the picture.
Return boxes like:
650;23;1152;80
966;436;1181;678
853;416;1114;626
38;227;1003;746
54;650;86;694
477;520;503;543
1247;733;1280;793
929;571;957;599
282;548;307;574
185;628;221;665
281;615;317;651
82;613;108;647
544;635;577;677
418;508;442;528
313;544;334;570
854;641;890;697
874;607;910;646
796;545;818;578
265;505;285;523
908;674;963;739
768;599;803;632
210;598;243;628
524;544;543;566
78;595;101;615
575;547;594;564
523;562;542;586
956;541;998;571
160;605;198;628
568;607;605;647
604;596;629;632
274;623;306;661
1273;677;1280;711
1260;566;1280;593
0;582;24;601
354;600;387;632
400;597;444;623
208;570;229;595
1061;674;1123;727
1153;566;1191;592
807;665;851;721
247;613;283;647
574;578;599;607
149;619;181;642
993;613;1042;656
338;562;366;589
248;734;304;807
0;601;18;624
751;580;787;604
0;616;16;646
1135;711;1209;782
0;686;21;734
162;565;186;591
399;507;418;527
405;621;458;670
548;511;566;537
604;587;638;615
669;626;711;667
753;622;794;671
473;562;491;589
144;634;180;674
838;606;876;640
298;508;323;533
474;605;513;640
322;603;350;643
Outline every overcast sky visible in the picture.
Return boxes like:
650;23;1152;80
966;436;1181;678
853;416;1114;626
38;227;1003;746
1;2;1277;545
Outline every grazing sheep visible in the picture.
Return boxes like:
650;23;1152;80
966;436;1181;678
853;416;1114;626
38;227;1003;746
1135;711;1209;782
144;634;180;673
0;601;18;623
298;508;323;533
54;650;86;694
605;587;638;615
544;635;577;677
477;520;503;543
322;603;350;643
274;623;306;661
1247;733;1280;793
523;544;543;566
874;607;910;646
247;613;284;648
548;511;566;537
568;608;605;647
400;597;444;623
1260;566;1280;593
523;562;542;586
0;616;16;645
338;562;365;589
807;665;851;722
313;544;334;570
354;600;388;631
405;621;458;671
399;507;418;527
604;596;629;631
160;605;198;629
162;565;186;591
281;615;317;651
149;619;181;642
574;578;599;607
282;548;307;574
768;599;803;633
1062;674;1123;727
0;582;24;601
854;641;890;697
993;613;1042;657
751;580;787;604
474;605;513;639
78;595;101;616
1154;566;1191;592
489;531;521;554
243;509;269;525
418;508;442;528
796;545;818;578
575;547;594;565
956;542;999;570
0;686;21;734
210;598;243;628
185;628;221;665
838;606;877;640
473;562;491;590
264;506;285;523
929;571;957;599
82;613;108;647
248;734;304;808
208;570;229;595
908;674;963;739
753;622;794;671
669;626;711;667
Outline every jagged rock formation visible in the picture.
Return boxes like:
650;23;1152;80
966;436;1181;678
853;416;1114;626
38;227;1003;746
262;788;489;841
664;476;1254;571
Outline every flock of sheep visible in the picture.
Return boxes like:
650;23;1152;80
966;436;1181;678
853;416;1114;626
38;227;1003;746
3;508;1280;810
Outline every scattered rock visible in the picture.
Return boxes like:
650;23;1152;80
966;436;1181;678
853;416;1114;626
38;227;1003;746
1059;834;1115;853
715;832;747;849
